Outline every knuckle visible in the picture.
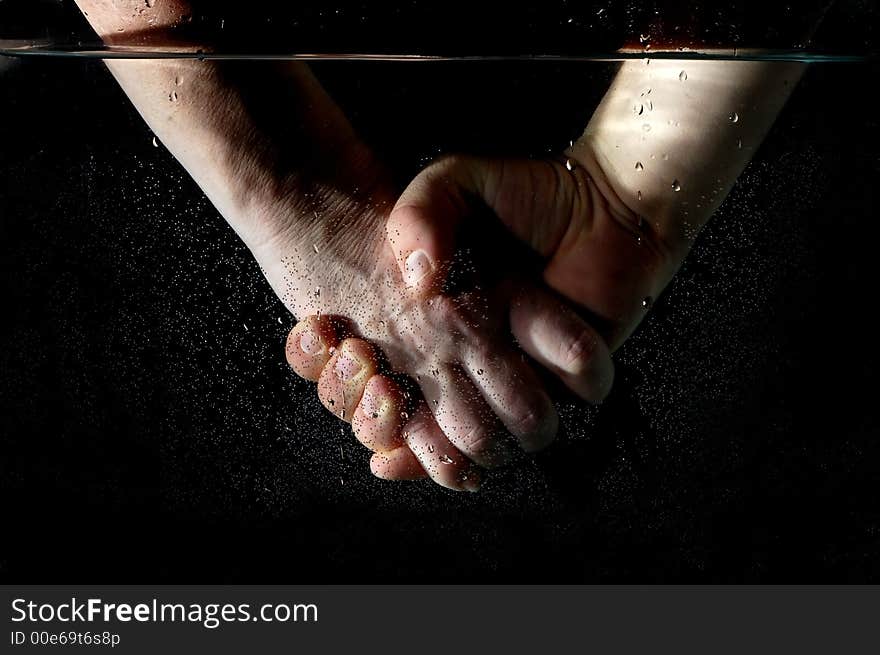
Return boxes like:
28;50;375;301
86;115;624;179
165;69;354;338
558;327;598;376
462;427;510;468
509;406;543;438
507;396;557;451
430;152;465;175
459;424;492;455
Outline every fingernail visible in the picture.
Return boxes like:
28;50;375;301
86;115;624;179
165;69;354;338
334;352;363;382
403;250;433;288
299;330;323;356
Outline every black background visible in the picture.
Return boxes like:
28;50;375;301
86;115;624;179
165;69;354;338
1;3;879;582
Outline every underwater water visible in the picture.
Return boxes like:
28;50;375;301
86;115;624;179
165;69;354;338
1;1;879;582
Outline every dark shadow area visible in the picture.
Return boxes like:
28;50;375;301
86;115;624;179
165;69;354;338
0;48;878;582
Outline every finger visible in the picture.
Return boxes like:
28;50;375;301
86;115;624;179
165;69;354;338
386;155;495;297
352;374;407;453
402;402;483;492
417;364;517;468
509;283;615;403
461;342;559;454
285;315;341;382
317;338;379;421
370;447;429;481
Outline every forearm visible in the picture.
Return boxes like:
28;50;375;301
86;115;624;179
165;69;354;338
73;0;380;252
570;58;804;256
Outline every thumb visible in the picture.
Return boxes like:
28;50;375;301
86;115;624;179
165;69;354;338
386;155;494;297
387;155;581;296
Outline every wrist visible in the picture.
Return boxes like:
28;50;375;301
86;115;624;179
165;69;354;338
569;58;804;257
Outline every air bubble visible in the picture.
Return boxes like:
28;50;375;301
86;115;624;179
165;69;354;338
428;444;435;453
671;179;682;192
634;162;644;171
565;159;575;172
476;369;484;375
169;91;179;102
642;296;653;308
642;124;651;132
145;0;155;7
439;454;454;465
312;244;319;254
729;112;739;123
679;70;688;81
151;136;159;148
637;190;642;201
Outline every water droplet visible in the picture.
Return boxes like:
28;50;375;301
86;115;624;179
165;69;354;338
642;124;651;132
634;161;644;171
477;369;484;376
647;100;653;111
400;411;409;420
736;138;743;149
145;0;155;7
169;91;179;102
679;70;688;81
151;136;159;148
637;190;642;201
642;296;653;308
671;179;682;192
174;76;182;86
639;33;650;43
312;244;319;254
634;103;644;115
428;444;435;453
636;235;643;246
564;158;575;171
662;153;669;161
371;412;379;419
439;454;454;465
243;323;249;332
729;111;739;123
